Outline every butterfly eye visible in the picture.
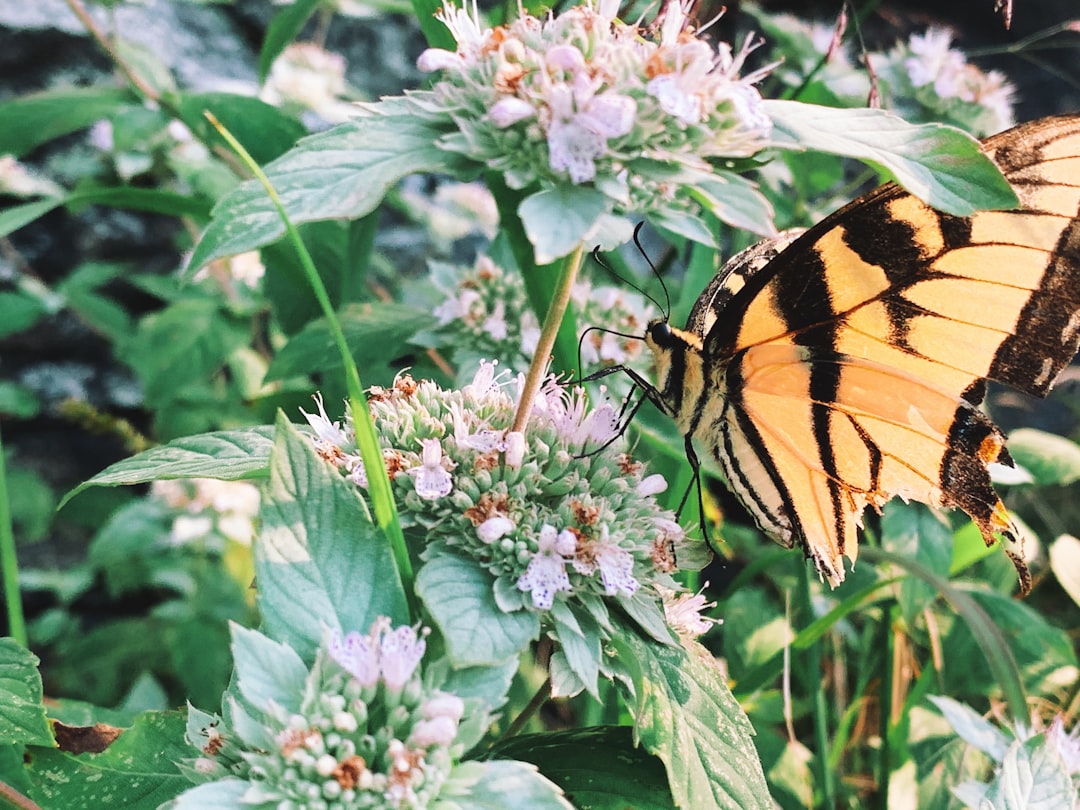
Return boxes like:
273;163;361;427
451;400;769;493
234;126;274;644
648;321;675;348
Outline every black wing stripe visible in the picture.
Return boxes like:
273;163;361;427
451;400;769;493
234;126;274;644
989;212;1080;394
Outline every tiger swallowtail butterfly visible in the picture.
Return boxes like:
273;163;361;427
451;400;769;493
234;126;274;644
641;115;1080;593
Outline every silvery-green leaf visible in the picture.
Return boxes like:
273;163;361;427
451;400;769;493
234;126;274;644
763;100;1017;216
230;624;308;715
928;695;1010;761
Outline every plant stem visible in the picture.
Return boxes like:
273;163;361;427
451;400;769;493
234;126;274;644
511;243;585;433
798;561;837;809
502;677;551;739
0;779;42;810
62;0;161;102
0;424;26;646
205;114;416;617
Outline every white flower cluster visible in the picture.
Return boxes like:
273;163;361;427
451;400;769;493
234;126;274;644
897;27;1014;135
261;42;356;123
753;10;1015;137
429;254;655;376
417;0;772;206
301;361;703;613
152;478;261;547
184;619;464;809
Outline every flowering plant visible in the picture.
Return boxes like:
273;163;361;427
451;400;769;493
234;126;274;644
4;2;1072;810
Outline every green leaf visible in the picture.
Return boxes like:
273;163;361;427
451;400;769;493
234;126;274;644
25;711;190;810
67;186;213;220
550;605;601;700
61;426;275;506
0;639;53;747
941;587;1077;700
263;217;377;334
187;101;455;272
518;185;609;264
489;727;676;809
0;291;47;338
927;695;1009;761
230;624;309;714
0;381;40;418
265;302;429;381
415;550;539;667
881;502;953;623
0;198;65;240
413;0;456;51
975;737;1077;810
257;414;409;660
177;92;306;165
689;171;776;237
0;86;133;157
121;298;249;407
763;100;1018;216
648;209;717;248
0;189;210;242
1004;428;1080;486
258;0;324;83
444;760;574;810
58;262;134;343
167;778;249;810
1049;534;1080;608
612;631;771;810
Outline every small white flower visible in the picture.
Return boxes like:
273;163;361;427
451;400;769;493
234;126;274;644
554;528;578;557
217;514;255;545
481;299;508;340
410;716;459;747
477;515;515;544
329;628;380;688
463;359;509;402
517;524;573;610
546;73;636;184
636;474;668;497
300;393;350;446
450;402;507;452
316;754;339;776
573;526;639;597
545;44;586;74
1046;715;1080;774
170;515;214;544
408;438;454;500
489;96;536;127
333;711;358;733
346;454;368;488
663;586;721;637
417;47;462;72
504;430;526;469
433;287;483;326
422;693;465;721
378;623;428;691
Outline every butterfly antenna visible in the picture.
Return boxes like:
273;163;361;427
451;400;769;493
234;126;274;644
589;235;667;318
631;222;670;320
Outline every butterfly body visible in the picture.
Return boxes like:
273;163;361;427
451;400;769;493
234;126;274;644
646;115;1080;590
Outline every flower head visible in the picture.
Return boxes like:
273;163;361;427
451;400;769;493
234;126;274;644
177;621;461;809
415;0;774;236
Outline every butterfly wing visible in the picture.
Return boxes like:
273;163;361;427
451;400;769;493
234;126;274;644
704;115;1080;588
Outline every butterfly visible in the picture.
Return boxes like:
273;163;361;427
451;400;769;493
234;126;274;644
639;115;1080;593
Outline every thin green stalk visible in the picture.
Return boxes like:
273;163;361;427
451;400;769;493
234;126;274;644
205;114;415;616
879;604;896;810
511;243;585;433
798;561;837;809
0;424;26;645
860;546;1028;721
